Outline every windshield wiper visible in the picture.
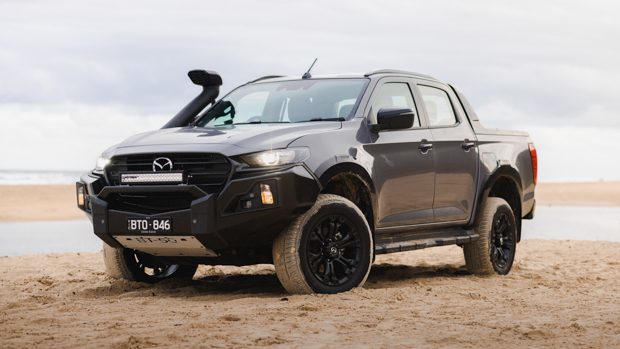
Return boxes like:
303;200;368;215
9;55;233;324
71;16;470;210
230;121;290;125
299;117;345;122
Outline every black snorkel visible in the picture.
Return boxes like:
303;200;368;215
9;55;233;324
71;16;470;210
161;70;222;129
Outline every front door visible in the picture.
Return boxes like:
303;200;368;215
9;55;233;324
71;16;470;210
416;82;478;222
366;79;436;227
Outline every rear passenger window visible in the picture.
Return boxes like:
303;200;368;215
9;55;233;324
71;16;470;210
371;83;420;127
418;85;457;127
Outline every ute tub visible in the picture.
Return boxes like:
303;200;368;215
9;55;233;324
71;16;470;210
78;166;321;253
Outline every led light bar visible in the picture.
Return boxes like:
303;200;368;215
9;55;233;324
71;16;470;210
121;172;183;184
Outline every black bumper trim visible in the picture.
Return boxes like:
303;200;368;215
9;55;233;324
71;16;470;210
83;165;321;252
98;185;208;199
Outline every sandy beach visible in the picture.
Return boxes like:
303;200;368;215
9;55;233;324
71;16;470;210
1;182;620;348
1;181;620;223
535;181;620;207
1;241;619;348
0;185;85;223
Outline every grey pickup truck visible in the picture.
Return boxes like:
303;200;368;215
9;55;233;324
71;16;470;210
76;69;537;294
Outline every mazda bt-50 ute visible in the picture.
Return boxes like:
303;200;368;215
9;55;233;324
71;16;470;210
76;69;537;294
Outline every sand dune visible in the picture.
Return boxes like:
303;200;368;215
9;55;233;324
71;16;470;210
1;240;620;348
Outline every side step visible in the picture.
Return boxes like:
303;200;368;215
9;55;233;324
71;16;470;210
374;229;479;255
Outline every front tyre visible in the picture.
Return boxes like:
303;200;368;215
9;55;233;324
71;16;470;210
273;194;373;294
103;243;198;283
464;197;517;275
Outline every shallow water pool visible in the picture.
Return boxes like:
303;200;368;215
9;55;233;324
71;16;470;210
1;206;618;257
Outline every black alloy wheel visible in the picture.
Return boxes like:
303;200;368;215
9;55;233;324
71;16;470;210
103;242;198;283
463;197;517;275
272;194;373;294
491;212;514;270
125;249;180;280
306;215;362;286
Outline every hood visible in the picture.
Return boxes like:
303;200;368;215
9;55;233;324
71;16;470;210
109;122;342;156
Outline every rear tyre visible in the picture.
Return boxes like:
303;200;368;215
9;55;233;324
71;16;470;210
464;197;517;275
273;194;373;294
103;243;198;283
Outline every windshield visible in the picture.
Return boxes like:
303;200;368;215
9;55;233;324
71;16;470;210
195;79;368;126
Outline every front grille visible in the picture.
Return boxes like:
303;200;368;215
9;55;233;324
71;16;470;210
106;153;231;194
107;192;196;215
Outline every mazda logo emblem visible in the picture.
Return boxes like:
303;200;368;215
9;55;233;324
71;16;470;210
153;157;173;171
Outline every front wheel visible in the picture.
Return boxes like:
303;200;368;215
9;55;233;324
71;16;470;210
464;197;517;275
103;243;198;283
273;194;373;294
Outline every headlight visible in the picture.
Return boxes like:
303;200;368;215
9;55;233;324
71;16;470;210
241;148;310;167
95;156;110;170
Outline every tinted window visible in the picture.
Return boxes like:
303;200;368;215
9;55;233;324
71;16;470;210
418;85;457;126
371;83;419;127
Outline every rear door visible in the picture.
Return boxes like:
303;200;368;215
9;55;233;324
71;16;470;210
366;78;436;227
414;81;478;222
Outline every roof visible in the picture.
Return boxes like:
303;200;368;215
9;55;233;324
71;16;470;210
249;69;440;84
363;69;438;80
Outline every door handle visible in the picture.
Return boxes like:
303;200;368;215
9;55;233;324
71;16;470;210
461;140;475;151
418;141;433;153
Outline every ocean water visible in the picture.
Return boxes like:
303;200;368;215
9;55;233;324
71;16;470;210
521;206;620;241
0;170;84;185
0;206;618;257
0;220;101;257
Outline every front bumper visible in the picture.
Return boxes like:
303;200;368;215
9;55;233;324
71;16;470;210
77;165;320;255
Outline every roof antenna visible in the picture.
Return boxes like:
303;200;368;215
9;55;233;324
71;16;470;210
302;58;317;79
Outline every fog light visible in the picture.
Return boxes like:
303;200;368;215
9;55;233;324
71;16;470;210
243;200;252;209
78;186;85;206
260;184;274;204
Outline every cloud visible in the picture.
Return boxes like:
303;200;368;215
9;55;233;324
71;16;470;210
0;103;169;170
0;0;619;180
475;102;620;182
526;125;620;182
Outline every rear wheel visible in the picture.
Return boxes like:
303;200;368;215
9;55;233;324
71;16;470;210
103;243;198;283
273;194;373;294
464;197;517;275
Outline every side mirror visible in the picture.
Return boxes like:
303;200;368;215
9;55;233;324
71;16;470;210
370;107;415;132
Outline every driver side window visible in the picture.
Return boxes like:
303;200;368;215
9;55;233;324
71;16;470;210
371;83;420;127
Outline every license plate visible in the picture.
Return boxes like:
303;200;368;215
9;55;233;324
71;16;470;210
127;217;172;234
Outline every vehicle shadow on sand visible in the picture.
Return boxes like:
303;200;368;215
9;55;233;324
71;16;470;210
80;262;470;299
364;263;469;289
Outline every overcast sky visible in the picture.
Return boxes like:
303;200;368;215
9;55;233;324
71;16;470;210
1;0;619;182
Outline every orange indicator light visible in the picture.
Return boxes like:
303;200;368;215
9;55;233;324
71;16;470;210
260;184;274;204
78;186;85;206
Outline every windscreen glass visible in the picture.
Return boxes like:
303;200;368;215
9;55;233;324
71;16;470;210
195;79;368;126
